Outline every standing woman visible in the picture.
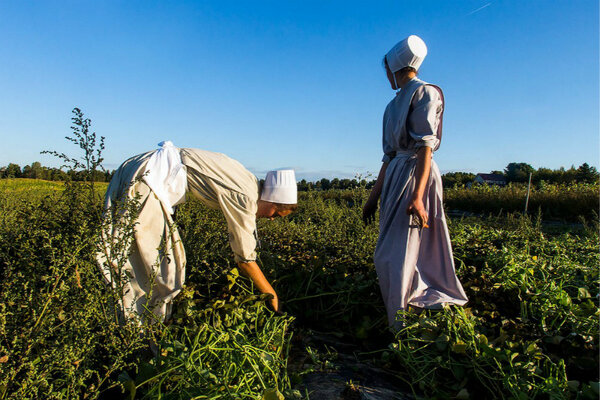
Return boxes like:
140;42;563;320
363;35;468;329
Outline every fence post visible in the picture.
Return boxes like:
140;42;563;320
524;172;532;214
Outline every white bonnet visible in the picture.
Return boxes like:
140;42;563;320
385;35;428;73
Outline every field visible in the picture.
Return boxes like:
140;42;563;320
0;179;598;399
444;183;599;222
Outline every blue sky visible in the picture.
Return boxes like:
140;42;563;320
0;1;597;180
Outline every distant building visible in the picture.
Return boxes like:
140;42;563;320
474;173;506;186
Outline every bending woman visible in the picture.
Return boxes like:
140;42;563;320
363;35;467;329
97;142;297;322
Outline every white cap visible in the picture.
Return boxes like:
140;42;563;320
385;35;428;73
260;169;297;204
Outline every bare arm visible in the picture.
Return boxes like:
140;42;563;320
362;162;388;224
406;146;432;227
237;261;279;312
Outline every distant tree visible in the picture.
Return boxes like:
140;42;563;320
0;161;115;182
297;179;308;191
319;178;331;190
491;170;504;176
22;164;32;178
50;168;68;181
21;162;41;179
504;162;535;183
340;178;353;189
3;163;22;178
32;162;43;179
442;172;476;188
576;163;599;183
533;167;555;184
561;166;578;184
104;169;114;182
91;170;106;182
68;169;83;181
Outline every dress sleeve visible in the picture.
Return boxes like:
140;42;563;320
218;191;258;263
381;105;394;163
408;85;443;151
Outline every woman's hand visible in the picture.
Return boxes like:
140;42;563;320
237;261;279;312
266;293;279;313
363;163;389;225
406;197;429;228
362;199;378;225
408;147;432;229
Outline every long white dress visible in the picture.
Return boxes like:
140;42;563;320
97;147;260;322
374;78;468;328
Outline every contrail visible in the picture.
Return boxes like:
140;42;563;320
466;2;492;16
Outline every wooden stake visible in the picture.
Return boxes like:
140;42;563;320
524;172;532;214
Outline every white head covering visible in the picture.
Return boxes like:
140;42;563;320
385;35;428;73
260;169;297;204
142;141;188;214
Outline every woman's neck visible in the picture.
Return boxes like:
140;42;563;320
396;71;417;89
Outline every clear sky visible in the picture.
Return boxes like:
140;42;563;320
0;1;597;180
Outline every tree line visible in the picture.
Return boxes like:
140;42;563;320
0;162;114;182
1;161;597;188
297;177;375;191
441;162;598;188
299;162;598;190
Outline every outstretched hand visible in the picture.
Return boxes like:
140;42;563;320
237;261;280;312
265;293;280;313
406;198;429;228
362;200;378;225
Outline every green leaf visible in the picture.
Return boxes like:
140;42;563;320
135;362;156;385
435;334;450;351
227;268;239;290
559;291;572;307
456;388;470;399
452;365;466;380
582;383;599;399
118;371;136;400
578;287;592;299
542;335;564;345
262;388;284;400
283;389;303;400
418;317;438;330
525;343;538;354
477;334;488;346
451;341;468;354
